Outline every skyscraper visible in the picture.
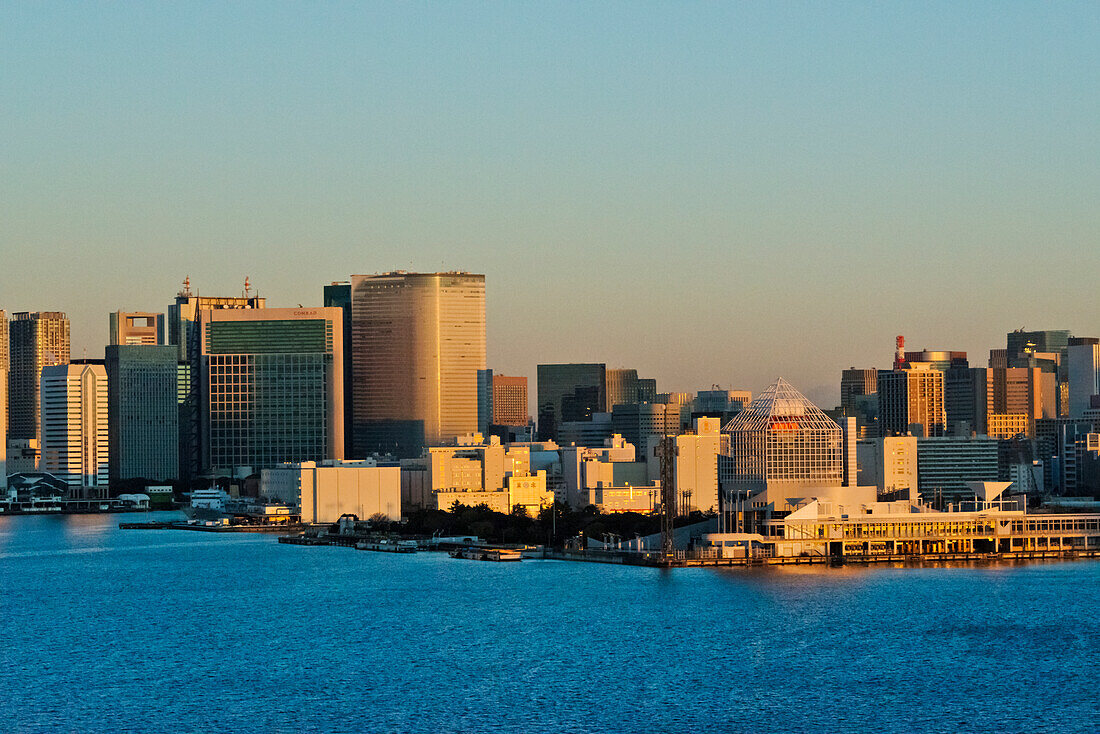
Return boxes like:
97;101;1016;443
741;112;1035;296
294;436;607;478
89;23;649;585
106;345;179;483
40;360;108;490
840;368;877;415
168;280;265;479
1068;338;1100;419
109;311;165;345
877;365;946;438
200;307;344;473
536;363;606;442
9;311;70;442
477;368;494;434
349;272;486;459
0;309;8;371
323;282;355;458
606;368;639;411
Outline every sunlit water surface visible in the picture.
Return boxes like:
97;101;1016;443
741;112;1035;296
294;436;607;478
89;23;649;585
1;512;1098;733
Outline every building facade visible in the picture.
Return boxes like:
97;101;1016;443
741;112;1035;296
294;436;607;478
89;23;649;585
350;272;486;459
877;365;946;438
8;312;70;442
492;374;528;427
1068;338;1100;420
40;361;108;490
322;282;355;458
106;345;179;483
200;307;344;473
262;459;400;524
536;363;606;442
168;283;266;479
109;311;165;345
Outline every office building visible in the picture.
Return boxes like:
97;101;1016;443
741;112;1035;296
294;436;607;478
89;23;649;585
106;345;179;483
492;374;528;427
350;272;485;459
262;459;401;524
877;365;946;437
0;366;6;490
986;413;1030;440
537;363;606;442
0;309;7;371
200;307;344;473
840;368;877;415
476;368;493;434
987;366;1053;435
9;312;70;442
40;360;108;490
904;350;968;371
916;436;999;504
637;378;658;403
1007;329;1071;366
606;368;639;410
168;280;265;479
944;366;987;436
611;402;679;462
323;282;355;458
1068;338;1100;420
558;412;614;448
109;311;165;345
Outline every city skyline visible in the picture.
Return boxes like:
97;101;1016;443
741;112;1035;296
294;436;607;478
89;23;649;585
2;4;1098;407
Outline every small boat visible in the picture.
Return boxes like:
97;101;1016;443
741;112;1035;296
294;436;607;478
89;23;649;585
356;539;418;553
449;546;522;562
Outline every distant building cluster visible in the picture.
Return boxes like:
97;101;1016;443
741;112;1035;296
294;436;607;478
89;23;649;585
3;283;1100;527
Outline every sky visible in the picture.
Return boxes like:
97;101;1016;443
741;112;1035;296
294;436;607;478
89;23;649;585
2;2;1098;408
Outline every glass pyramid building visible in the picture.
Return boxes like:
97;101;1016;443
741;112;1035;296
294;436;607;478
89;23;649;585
722;378;843;496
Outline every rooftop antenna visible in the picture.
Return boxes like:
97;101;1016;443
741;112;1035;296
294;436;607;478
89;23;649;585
894;335;907;370
179;275;192;298
243;276;251;298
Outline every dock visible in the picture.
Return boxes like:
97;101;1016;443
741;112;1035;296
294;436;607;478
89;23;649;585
547;548;1100;568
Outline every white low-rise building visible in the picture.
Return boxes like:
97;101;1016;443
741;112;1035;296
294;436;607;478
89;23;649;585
262;459;400;524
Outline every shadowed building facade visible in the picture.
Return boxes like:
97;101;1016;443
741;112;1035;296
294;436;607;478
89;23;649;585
9;311;70;443
350;272;485;459
537;363;606;442
106;345;179;484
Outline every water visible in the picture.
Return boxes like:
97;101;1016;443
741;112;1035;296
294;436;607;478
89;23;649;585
1;513;1098;733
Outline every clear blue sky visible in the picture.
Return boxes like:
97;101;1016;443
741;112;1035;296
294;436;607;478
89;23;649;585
2;2;1097;406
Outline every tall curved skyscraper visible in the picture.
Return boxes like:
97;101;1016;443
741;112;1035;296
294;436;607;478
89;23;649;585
350;272;486;459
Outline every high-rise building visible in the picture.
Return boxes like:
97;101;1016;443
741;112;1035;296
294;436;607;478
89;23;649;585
987;366;1052;435
877;365;946;438
611;402;679;462
349;272;485;459
9;312;70;442
606;368;639;411
492;374;528;427
904;350;968;371
0;365;7;490
536;363;606;442
477;368;494;434
1068;338;1100;420
40;360;108;490
636;378;658;403
200;307;344;473
945;366;988;436
106;345;179;483
1007;329;1072;416
323;282;355;458
109;311;165;345
0;309;8;370
168;280;265;479
840;368;877;415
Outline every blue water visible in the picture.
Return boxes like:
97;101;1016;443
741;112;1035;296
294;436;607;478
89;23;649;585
1;513;1098;733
